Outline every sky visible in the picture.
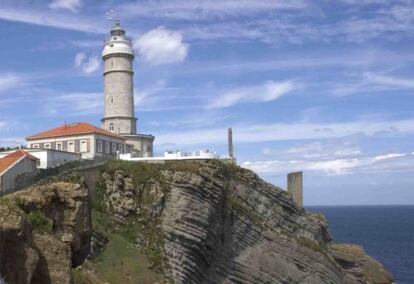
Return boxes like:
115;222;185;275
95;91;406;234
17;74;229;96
0;0;413;205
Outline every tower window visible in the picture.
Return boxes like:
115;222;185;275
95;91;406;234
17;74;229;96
109;123;115;131
109;97;114;104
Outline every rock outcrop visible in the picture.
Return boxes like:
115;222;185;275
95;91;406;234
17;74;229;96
0;181;91;284
0;160;392;284
95;160;393;284
330;243;393;284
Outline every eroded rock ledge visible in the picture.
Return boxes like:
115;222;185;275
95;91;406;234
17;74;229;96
0;180;91;284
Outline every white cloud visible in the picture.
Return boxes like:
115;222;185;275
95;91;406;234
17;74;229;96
1;1;413;45
121;0;307;20
363;73;414;89
208;80;297;109
0;136;25;147
74;52;100;74
134;27;189;65
49;0;81;12
134;80;167;106
155;118;414;146
0;74;24;94
0;6;102;33
74;52;86;67
333;71;414;96
43;92;102;116
285;141;362;159
70;40;102;48
242;152;413;176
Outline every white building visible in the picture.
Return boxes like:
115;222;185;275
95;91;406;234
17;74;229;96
101;20;155;157
0;149;81;169
26;122;127;160
0;150;39;195
120;149;219;162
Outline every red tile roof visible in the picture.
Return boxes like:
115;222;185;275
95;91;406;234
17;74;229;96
26;122;125;140
0;150;38;175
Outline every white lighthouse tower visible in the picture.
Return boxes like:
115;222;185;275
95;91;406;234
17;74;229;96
102;20;155;157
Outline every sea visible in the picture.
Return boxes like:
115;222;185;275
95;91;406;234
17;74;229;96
307;206;414;284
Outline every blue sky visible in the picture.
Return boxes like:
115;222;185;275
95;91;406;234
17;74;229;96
0;0;413;205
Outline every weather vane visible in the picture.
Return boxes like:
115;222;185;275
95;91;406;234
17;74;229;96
105;10;119;27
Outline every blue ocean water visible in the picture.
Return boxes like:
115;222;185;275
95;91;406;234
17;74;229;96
308;206;414;284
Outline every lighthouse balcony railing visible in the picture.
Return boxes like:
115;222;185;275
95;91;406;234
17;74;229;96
104;35;132;42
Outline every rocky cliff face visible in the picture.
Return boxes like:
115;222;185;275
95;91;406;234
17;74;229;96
84;160;393;284
0;160;393;284
0;180;91;284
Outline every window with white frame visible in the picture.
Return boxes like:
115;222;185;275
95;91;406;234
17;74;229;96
105;141;110;154
56;142;62;151
97;141;103;153
44;143;51;149
80;140;88;153
68;141;75;152
32;144;39;149
109;123;115;132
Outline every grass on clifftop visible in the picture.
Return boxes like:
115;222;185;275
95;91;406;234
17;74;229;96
73;233;164;284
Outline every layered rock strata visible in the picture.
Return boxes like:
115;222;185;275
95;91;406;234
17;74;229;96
100;161;393;284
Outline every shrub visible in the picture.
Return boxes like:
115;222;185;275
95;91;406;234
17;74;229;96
27;210;52;232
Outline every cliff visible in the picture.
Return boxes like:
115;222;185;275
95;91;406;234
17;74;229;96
0;178;91;284
0;160;393;284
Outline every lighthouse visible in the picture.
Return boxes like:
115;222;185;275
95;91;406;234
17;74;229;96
101;20;155;157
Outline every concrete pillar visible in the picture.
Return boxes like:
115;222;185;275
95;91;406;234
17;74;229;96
228;128;234;158
287;171;303;207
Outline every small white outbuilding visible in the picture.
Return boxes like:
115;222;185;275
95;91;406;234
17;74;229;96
0;150;39;195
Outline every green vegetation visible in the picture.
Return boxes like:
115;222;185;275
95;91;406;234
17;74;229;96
72;268;89;284
0;197;12;208
93;233;164;284
77;160;178;284
27;210;52;232
297;237;323;253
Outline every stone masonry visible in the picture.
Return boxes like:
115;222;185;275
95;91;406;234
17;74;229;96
287;171;303;207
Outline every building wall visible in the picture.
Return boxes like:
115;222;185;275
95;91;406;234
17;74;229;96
94;133;126;159
102;54;136;134
32;150;81;169
27;133;126;160
28;134;92;151
287;171;303;207
124;135;154;157
0;157;39;195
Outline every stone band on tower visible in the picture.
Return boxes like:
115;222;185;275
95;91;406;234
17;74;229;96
101;20;154;157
